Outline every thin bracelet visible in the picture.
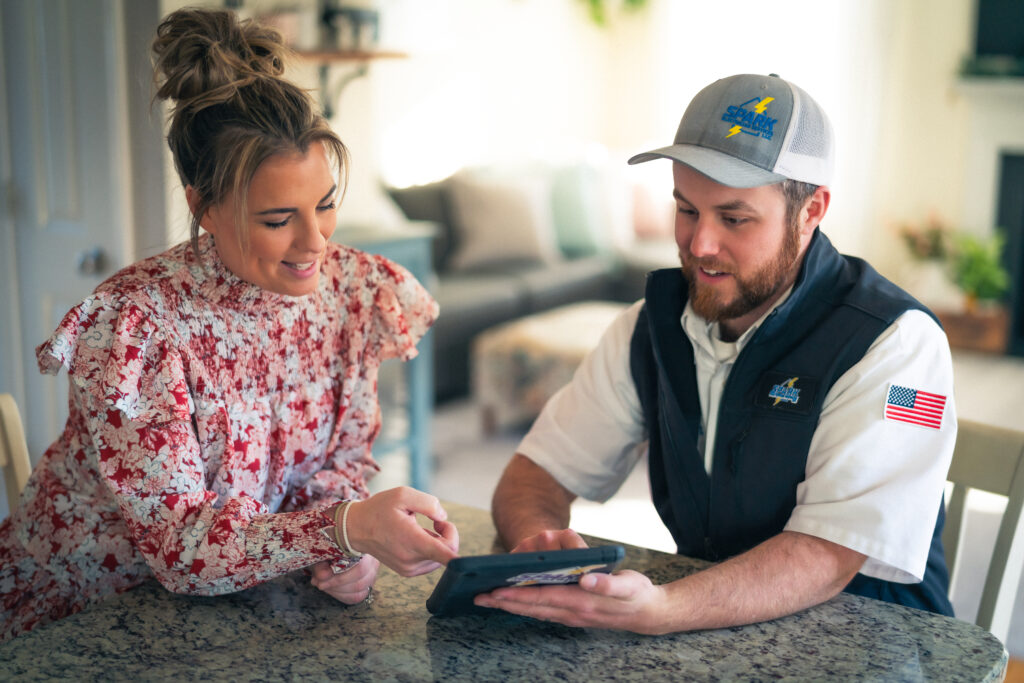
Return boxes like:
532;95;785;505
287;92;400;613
339;501;363;557
332;501;347;552
341;500;363;557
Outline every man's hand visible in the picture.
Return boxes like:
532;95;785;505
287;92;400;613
309;555;380;604
478;531;866;634
474;569;668;634
510;528;588;552
492;454;577;550
345;487;459;577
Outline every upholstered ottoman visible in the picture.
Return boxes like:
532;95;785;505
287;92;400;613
471;301;628;434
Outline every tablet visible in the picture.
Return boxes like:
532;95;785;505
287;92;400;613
426;545;625;616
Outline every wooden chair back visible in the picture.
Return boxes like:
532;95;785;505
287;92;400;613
0;393;32;516
943;419;1024;643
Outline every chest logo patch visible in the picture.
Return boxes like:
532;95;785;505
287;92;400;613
754;372;818;416
769;377;801;405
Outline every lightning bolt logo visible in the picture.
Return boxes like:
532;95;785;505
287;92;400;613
773;377;798;406
722;96;778;139
752;96;774;114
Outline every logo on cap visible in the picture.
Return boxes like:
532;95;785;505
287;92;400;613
722;96;777;140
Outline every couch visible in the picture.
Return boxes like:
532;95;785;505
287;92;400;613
386;163;676;403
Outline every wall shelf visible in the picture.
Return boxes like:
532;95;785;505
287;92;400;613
296;49;407;118
296;49;408;62
955;76;1024;101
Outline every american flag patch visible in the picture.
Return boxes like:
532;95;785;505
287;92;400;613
884;384;947;430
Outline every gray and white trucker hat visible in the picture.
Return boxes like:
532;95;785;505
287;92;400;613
628;73;834;188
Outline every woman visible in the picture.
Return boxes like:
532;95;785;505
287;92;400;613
0;7;457;641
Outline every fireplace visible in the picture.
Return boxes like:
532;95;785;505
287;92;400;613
996;153;1024;356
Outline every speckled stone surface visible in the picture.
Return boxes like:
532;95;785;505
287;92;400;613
0;502;1008;681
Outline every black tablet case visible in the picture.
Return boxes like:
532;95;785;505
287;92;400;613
426;545;625;616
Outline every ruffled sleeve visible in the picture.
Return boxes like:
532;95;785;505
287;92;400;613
365;254;439;362
35;294;193;424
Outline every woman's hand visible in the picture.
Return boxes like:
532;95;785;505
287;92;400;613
309;555;380;604
344;487;459;577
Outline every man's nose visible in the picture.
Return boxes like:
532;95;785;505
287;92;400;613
687;217;721;259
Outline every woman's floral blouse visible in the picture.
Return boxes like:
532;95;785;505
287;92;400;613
0;233;437;639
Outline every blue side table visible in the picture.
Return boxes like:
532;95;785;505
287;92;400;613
335;223;436;492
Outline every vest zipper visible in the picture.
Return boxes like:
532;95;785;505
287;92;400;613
660;397;713;560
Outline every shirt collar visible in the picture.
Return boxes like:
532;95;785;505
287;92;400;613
681;285;795;360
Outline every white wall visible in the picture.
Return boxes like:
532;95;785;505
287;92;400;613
868;0;973;279
308;0;615;227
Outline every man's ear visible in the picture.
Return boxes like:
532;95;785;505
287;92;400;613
800;186;831;236
185;185;213;235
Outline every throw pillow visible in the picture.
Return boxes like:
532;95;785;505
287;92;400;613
446;169;561;271
384;179;457;271
550;163;611;258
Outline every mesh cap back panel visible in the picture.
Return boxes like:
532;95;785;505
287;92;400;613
772;81;834;186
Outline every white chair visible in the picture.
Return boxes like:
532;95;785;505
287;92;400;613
943;419;1024;643
0;393;32;516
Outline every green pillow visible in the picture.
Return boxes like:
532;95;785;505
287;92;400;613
550;163;610;258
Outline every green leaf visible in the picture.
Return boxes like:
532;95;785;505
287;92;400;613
950;231;1010;301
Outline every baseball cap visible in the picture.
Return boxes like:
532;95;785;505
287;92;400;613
628;73;834;188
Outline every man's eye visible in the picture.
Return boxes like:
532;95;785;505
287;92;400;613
677;207;696;216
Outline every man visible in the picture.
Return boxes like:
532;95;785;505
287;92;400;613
478;73;957;635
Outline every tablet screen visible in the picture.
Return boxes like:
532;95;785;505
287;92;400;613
426;545;625;617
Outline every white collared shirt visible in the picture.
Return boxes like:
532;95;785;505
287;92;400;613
682;288;792;474
517;297;957;583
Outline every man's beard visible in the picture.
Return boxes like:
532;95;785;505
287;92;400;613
681;225;801;323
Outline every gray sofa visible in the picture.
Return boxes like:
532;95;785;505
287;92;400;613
386;176;639;402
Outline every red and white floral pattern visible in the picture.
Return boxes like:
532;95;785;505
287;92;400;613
0;234;437;640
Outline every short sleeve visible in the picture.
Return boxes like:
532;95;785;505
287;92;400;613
35;294;193;424
785;310;957;583
367;255;439;362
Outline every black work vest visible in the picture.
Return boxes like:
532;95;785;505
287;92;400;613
629;231;953;615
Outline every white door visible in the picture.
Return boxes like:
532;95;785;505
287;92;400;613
1;0;132;504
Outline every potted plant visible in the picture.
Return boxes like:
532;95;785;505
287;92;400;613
895;216;962;310
939;231;1011;353
580;0;649;26
950;232;1010;313
899;216;949;262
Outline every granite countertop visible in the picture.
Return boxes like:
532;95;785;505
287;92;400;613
0;502;1008;681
